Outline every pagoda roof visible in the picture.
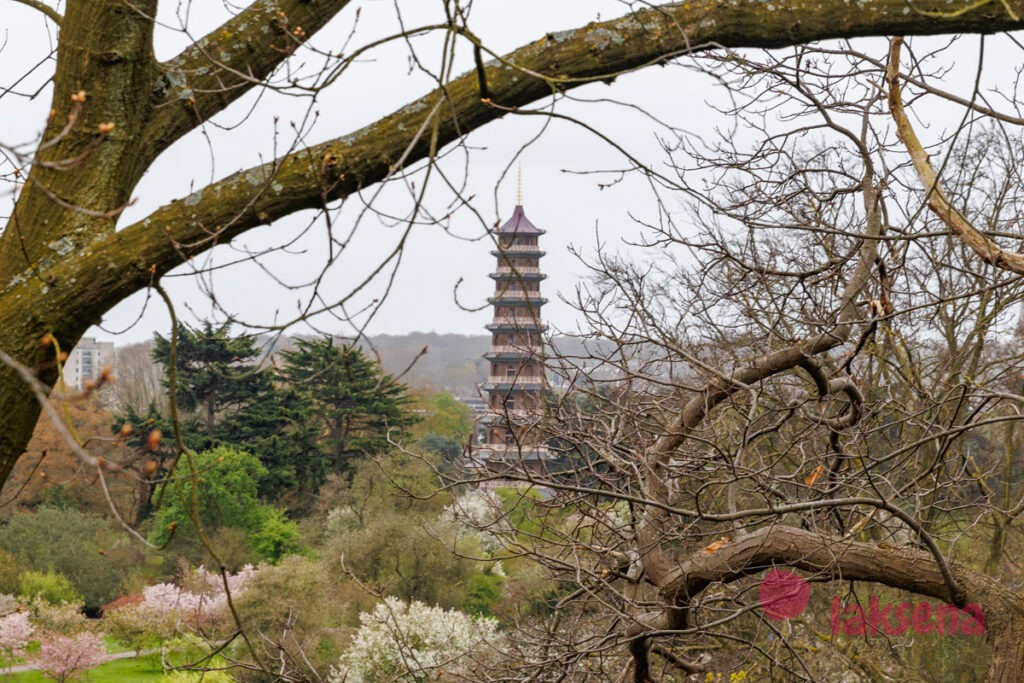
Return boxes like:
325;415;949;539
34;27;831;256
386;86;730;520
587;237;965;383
498;205;545;235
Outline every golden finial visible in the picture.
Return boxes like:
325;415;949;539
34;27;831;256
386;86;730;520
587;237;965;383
516;163;523;206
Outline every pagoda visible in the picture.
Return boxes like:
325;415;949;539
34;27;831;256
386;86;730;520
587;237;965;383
475;191;551;476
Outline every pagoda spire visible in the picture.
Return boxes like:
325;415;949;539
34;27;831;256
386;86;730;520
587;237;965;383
516;163;523;206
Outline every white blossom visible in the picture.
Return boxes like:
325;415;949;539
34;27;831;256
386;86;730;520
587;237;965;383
441;491;512;554
329;597;500;683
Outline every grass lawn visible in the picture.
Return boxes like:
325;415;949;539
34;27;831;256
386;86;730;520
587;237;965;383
102;635;138;654
3;655;165;682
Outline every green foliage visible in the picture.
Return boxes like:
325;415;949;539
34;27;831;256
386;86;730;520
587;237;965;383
464;571;504;617
36;484;73;510
153;322;272;433
0;507;137;610
247;508;303;562
115;328;428;504
161;637;234;681
18;570;81;605
322;455;476;609
494;487;549;537
410;390;473;442
119;321;326;503
278;337;418;473
23;595;88;633
112;403;188;456
149;447;300;564
217;384;324;498
0;549;22;594
162;670;233;683
150;447;265;540
2;654;165;682
329;511;474;608
104;602;161;656
233;556;344;676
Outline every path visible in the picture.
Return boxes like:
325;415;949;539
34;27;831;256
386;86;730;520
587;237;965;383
4;648;158;675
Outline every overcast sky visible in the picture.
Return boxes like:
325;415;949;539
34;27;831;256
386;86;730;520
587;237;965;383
0;2;1004;348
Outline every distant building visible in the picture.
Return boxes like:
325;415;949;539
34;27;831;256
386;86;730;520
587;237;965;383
458;395;488;444
64;337;114;390
469;198;555;479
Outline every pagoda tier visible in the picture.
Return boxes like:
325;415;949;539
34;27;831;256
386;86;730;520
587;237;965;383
474;202;553;474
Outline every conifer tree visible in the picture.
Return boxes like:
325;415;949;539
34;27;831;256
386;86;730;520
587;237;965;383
278;338;417;473
116;322;324;503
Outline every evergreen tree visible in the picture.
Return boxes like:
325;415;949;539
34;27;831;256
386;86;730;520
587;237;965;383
153;321;272;436
116;322;325;505
278;338;417;473
218;386;325;499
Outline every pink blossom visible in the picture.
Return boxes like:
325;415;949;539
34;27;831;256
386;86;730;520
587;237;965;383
141;582;184;618
0;611;33;661
34;631;107;683
141;567;254;632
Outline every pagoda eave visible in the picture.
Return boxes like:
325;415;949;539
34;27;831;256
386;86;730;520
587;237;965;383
487;296;549;306
486;323;548;333
490;249;546;258
484;351;543;361
489;272;548;281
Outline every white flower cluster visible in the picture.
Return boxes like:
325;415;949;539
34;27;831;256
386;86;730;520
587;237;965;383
440;490;511;554
329;597;500;683
326;505;360;535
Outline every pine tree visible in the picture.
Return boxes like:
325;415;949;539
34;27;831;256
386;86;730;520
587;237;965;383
152;321;272;436
116;322;325;505
218;386;325;499
278;338;417;473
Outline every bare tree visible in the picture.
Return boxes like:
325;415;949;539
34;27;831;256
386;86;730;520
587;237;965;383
107;341;163;414
452;35;1024;681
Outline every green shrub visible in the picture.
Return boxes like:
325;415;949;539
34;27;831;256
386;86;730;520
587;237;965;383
18;569;81;605
150;447;303;564
248;508;303;563
233;556;341;677
0;549;21;594
0;506;137;609
465;571;504;617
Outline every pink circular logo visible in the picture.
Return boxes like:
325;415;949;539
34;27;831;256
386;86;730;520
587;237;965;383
758;569;810;620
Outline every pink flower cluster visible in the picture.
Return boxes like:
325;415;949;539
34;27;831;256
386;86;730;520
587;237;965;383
34;631;106;683
141;565;255;631
1;610;106;680
0;611;33;658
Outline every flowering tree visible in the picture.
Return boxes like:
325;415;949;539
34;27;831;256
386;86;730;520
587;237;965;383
34;631;107;683
329;597;500;683
22;597;86;635
105;595;168;655
441;491;513;555
140;565;255;635
0;611;33;670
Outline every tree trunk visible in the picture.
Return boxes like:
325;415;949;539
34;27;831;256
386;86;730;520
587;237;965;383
986;604;1024;682
0;0;158;485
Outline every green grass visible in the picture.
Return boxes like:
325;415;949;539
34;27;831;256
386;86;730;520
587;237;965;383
3;655;164;682
102;635;136;654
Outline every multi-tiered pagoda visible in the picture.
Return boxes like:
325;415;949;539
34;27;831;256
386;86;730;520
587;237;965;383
475;199;551;476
